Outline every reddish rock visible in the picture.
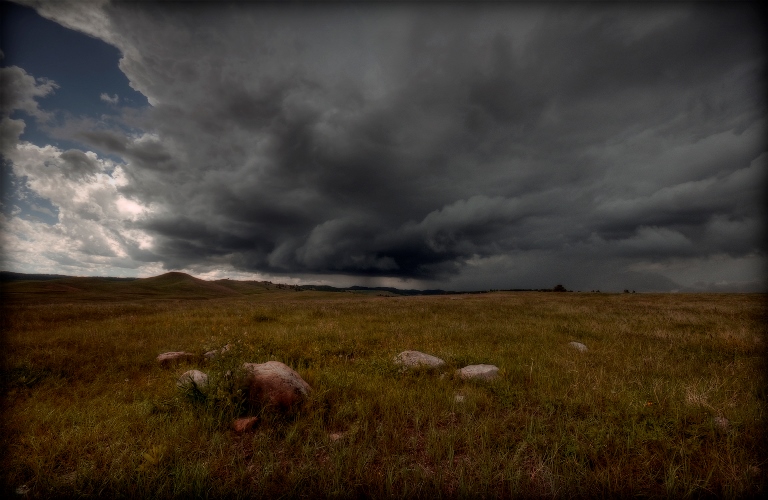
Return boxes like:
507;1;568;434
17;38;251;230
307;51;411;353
156;351;198;367
241;361;311;409
233;416;259;433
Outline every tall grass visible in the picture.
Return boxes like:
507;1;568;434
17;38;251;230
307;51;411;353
2;292;766;498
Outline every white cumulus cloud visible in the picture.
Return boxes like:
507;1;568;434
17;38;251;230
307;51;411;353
100;92;119;104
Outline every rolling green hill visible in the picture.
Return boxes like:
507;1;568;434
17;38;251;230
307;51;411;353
0;271;279;303
0;271;455;303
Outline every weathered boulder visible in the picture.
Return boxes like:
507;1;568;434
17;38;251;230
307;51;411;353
177;369;209;390
241;361;311;408
156;351;198;367
233;416;259;433
568;342;588;353
394;350;446;369
456;364;499;380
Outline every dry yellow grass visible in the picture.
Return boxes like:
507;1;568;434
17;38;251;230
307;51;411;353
1;288;766;498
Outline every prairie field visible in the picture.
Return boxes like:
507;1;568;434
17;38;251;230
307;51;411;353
1;281;766;498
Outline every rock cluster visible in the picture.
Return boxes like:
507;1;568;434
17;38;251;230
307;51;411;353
158;342;605;435
158;346;313;432
395;351;500;381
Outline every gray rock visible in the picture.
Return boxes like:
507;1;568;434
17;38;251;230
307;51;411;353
456;364;499;380
156;351;198;367
205;343;233;360
241;361;311;408
393;350;446;369
568;342;588;352
177;369;209;390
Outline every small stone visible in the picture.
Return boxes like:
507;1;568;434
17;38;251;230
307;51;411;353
177;369;209;390
568;342;588;352
454;394;465;403
205;344;233;360
233;416;258;433
393;350;446;369
16;484;30;495
713;416;729;432
241;361;312;408
455;364;499;380
59;471;77;484
156;351;198;367
329;432;345;441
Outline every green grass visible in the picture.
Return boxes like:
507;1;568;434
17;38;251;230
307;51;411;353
1;287;766;498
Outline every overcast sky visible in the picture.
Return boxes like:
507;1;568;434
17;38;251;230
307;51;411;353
1;1;765;292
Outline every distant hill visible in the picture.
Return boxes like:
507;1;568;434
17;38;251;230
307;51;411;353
0;271;137;282
1;271;568;302
1;271;261;303
125;272;241;297
1;271;455;303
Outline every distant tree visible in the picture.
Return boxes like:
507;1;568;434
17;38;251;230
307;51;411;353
553;284;567;292
624;289;630;293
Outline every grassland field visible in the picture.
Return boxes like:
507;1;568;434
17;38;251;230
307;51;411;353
1;274;766;498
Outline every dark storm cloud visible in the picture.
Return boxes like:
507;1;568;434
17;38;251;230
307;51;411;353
29;2;766;290
594;153;765;242
78;129;173;169
58;149;100;180
77;130;127;153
